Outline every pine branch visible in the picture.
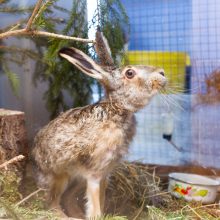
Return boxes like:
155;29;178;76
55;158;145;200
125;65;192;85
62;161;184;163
8;23;21;31
0;0;10;5
0;28;95;43
53;4;70;13
1;19;27;33
2;64;20;95
1;57;24;65
32;0;55;26
0;0;95;43
0;45;42;60
0;0;128;118
26;0;43;30
0;6;33;13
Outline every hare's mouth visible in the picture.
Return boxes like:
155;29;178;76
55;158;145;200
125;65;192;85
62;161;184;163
151;79;167;91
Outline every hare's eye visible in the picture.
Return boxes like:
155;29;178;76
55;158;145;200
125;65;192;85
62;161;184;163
125;69;136;79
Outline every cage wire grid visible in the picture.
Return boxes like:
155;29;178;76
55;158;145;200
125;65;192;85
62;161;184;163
121;0;220;168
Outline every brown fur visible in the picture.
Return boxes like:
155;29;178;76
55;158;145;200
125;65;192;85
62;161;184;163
195;68;220;107
32;45;167;219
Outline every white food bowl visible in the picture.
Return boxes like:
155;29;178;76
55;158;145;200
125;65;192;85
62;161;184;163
168;172;219;204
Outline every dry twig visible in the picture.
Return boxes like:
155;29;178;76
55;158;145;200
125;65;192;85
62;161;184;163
0;155;25;170
15;188;45;207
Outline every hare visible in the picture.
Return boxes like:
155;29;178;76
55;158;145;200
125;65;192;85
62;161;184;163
32;32;167;219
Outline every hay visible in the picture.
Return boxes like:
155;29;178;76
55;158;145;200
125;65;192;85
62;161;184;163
104;161;171;219
0;161;220;219
62;161;171;219
62;161;220;219
147;202;220;220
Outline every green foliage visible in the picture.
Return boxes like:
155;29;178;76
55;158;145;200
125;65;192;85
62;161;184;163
33;0;93;118
0;200;20;220
147;204;219;220
32;0;57;31
0;170;21;203
2;65;20;96
99;0;129;63
0;170;128;219
0;0;129;118
0;168;218;219
0;199;58;220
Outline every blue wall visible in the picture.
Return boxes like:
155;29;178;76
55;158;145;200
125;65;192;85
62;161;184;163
121;0;220;91
121;0;192;52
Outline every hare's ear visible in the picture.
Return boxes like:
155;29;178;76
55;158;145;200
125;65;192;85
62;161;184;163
95;29;115;67
59;47;107;80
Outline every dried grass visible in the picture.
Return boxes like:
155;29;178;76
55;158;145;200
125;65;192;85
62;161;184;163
0;161;220;220
147;202;220;220
105;161;171;219
105;161;220;220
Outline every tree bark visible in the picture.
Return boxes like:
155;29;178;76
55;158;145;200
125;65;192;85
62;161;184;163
0;109;28;168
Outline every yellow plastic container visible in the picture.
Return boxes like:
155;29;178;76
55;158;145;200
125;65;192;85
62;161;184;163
126;51;191;92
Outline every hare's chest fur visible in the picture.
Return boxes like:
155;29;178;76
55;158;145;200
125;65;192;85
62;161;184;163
33;103;135;176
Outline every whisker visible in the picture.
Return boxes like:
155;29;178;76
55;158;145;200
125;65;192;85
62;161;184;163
159;93;171;111
166;85;201;93
159;85;193;113
165;94;189;103
158;94;186;121
166;84;193;90
162;93;187;112
159;96;183;121
166;89;190;101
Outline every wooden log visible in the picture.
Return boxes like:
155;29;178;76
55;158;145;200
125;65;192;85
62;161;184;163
0;109;28;168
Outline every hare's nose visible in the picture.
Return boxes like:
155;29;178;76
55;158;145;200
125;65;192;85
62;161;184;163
159;71;165;76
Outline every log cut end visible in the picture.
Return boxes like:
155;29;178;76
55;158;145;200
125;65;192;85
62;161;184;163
0;108;28;165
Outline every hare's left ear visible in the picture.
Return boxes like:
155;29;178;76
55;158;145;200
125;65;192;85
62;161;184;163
95;29;115;68
59;47;108;80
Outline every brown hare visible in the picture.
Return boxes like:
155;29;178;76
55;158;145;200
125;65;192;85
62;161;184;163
32;31;167;219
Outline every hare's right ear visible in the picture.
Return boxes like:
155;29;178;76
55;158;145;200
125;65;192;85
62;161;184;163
59;47;108;80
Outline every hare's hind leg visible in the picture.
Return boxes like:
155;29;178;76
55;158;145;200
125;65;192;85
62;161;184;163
48;173;69;217
100;178;107;213
85;178;102;219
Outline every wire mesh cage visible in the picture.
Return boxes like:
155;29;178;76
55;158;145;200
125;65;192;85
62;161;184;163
120;0;220;168
1;0;220;169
